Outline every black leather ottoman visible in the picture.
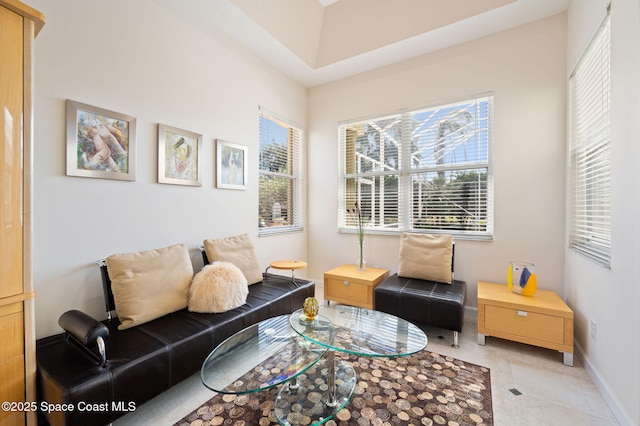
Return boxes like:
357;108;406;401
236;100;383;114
374;274;466;347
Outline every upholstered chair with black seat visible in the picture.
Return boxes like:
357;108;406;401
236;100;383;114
374;233;466;347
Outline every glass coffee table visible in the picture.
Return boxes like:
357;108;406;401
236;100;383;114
201;315;332;394
201;306;427;426
277;305;428;425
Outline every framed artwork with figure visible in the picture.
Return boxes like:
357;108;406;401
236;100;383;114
66;99;136;181
158;124;203;186
216;140;247;190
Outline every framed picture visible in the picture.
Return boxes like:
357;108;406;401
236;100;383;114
158;124;203;186
66;99;136;181
216;140;247;190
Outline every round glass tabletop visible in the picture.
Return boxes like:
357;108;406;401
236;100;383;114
201;314;332;394
290;305;427;357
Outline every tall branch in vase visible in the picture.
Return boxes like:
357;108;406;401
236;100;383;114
348;202;370;271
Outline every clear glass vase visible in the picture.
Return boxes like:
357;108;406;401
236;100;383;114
357;240;366;271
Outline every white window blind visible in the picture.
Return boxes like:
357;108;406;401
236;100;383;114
338;95;493;239
569;14;611;265
258;109;303;235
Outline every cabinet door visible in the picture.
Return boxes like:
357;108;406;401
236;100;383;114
0;5;24;299
0;303;25;425
0;7;26;424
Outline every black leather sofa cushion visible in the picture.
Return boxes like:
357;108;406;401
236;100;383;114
37;325;170;425
36;274;314;426
374;273;466;333
133;312;213;385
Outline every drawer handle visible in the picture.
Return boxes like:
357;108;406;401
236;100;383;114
343;280;350;286
517;310;528;317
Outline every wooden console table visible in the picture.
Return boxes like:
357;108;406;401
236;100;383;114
477;281;574;366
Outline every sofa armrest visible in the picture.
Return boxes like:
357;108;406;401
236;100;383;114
58;310;109;367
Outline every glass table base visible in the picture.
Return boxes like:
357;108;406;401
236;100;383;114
274;357;356;426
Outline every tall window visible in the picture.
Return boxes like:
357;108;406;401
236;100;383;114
258;108;303;235
569;14;611;266
338;95;493;239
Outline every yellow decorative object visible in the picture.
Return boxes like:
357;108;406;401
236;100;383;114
521;273;537;296
301;297;319;321
507;262;537;296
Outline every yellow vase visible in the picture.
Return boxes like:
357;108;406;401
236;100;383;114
302;297;319;320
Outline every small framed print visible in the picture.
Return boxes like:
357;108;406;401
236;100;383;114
66;99;136;181
158;124;203;186
216;140;247;190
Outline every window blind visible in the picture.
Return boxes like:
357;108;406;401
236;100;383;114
569;14;611;265
338;95;493;239
258;109;303;235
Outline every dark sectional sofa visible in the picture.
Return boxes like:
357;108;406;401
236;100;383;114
36;260;314;426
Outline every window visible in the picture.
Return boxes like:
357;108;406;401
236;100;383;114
338;95;493;239
569;14;611;265
258;108;303;235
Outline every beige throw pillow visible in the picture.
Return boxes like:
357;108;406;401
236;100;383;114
203;234;263;285
188;261;248;313
397;233;453;284
106;244;194;330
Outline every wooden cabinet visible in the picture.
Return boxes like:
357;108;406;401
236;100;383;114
0;1;44;425
477;281;574;366
324;264;389;309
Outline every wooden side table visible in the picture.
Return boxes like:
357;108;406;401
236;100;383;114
266;260;307;287
323;264;389;309
477;281;574;366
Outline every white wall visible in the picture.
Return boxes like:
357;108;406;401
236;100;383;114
307;15;568;308
565;0;640;424
30;0;308;338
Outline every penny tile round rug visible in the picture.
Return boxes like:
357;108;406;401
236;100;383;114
176;350;492;426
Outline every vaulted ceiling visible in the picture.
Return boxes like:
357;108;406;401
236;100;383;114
152;0;569;87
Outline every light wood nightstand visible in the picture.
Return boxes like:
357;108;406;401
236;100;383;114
477;281;574;366
324;264;389;309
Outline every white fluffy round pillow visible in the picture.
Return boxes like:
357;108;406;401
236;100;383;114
188;261;249;313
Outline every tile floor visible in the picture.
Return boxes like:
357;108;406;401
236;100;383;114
114;282;619;426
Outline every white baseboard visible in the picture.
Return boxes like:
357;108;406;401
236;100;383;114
574;340;635;426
